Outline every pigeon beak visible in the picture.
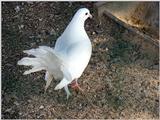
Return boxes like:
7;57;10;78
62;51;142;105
89;14;92;19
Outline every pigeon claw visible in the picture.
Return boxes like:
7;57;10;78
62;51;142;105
70;80;84;92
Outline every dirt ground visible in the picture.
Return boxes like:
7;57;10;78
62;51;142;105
2;2;159;119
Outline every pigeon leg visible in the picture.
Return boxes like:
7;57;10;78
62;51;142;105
70;79;84;92
64;85;71;99
44;72;53;92
45;79;52;92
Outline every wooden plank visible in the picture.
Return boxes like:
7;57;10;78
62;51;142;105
103;10;159;48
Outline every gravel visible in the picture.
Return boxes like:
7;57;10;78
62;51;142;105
2;2;159;119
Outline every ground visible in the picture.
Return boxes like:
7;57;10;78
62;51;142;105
2;2;159;119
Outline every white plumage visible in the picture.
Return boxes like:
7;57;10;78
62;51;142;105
18;8;92;98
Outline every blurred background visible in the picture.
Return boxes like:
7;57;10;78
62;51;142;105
2;2;159;119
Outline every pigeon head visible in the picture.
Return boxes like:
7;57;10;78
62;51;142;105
74;8;92;22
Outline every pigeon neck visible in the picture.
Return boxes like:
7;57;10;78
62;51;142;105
69;16;85;30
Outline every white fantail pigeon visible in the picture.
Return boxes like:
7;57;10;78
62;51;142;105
18;8;92;99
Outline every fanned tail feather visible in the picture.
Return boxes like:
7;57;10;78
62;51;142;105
18;46;62;75
18;46;72;91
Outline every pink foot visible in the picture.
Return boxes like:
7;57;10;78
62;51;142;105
70;80;84;92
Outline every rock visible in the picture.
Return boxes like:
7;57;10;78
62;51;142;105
27;99;31;103
39;18;43;21
29;36;35;39
50;28;56;35
78;103;83;110
39;105;44;109
105;47;109;51
95;29;103;34
19;112;22;115
68;2;72;7
5;108;12;112
14;101;20;106
30;42;36;47
18;24;24;30
15;6;20;12
92;31;96;35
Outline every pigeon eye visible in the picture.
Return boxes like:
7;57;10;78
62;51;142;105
85;13;88;15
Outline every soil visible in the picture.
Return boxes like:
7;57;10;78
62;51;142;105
2;2;159;119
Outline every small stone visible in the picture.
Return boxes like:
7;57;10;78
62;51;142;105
19;112;22;115
40;39;43;42
39;18;43;21
15;6;20;12
79;103;82;107
78;103;83;110
86;24;89;28
31;42;36;47
50;28;56;35
29;36;35;39
5;108;12;112
27;99;31;103
14;101;19;106
92;31;96;35
68;2;72;7
18;24;24;30
95;29;103;34
48;89;52;93
39;105;44;109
